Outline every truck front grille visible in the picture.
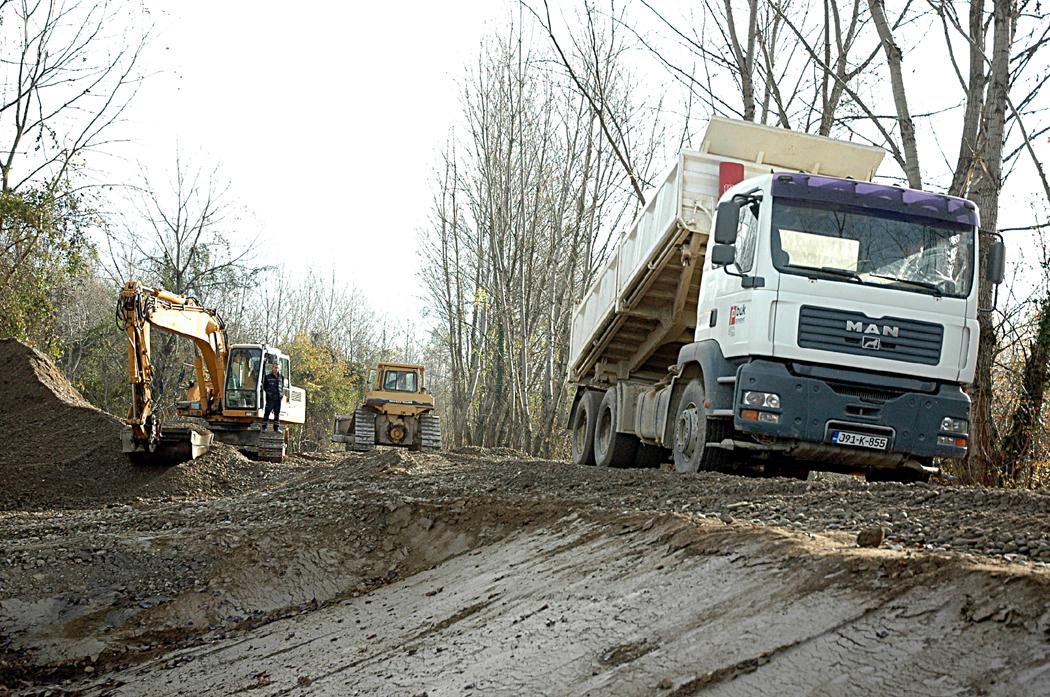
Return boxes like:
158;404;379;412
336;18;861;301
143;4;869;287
828;383;906;403
797;306;943;365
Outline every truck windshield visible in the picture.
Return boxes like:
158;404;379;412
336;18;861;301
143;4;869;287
225;347;262;409
771;200;974;298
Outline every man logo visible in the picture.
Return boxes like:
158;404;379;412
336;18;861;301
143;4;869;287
846;320;900;338
861;335;882;350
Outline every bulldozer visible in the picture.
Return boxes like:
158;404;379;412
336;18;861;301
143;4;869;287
332;363;441;451
117;280;306;464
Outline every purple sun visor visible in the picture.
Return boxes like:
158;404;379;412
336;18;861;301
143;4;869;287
770;173;978;226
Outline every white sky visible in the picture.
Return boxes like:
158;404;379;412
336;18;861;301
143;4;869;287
121;0;504;319
111;0;1048;324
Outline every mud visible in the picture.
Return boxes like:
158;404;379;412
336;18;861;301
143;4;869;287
4;340;1050;694
3;448;1050;695
88;517;1050;697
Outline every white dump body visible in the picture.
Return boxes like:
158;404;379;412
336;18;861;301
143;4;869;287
568;118;885;385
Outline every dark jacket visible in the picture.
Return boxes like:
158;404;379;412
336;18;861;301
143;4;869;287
263;372;282;400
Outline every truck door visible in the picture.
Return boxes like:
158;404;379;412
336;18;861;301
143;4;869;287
697;196;770;359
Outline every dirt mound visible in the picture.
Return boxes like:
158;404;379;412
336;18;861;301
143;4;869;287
0;339;290;510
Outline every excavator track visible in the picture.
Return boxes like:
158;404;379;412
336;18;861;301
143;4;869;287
352;408;377;452
420;413;441;451
257;429;286;462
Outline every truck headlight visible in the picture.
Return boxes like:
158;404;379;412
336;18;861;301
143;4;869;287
744;391;781;409
940;417;968;434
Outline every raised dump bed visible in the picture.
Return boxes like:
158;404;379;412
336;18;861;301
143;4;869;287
568;118;884;386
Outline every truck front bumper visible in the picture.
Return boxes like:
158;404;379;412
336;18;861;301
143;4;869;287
732;360;970;462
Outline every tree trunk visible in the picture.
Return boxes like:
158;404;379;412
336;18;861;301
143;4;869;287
962;0;1015;485
867;0;921;188
998;296;1050;484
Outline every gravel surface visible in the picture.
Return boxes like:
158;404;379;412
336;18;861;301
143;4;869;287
3;448;1050;693
4;338;1050;693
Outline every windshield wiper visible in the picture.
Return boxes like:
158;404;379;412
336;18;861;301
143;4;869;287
867;273;943;297
818;266;862;282
784;264;862;283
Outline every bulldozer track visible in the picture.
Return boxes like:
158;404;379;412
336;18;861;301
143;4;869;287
420;413;441;451
352;408;377;451
257;429;286;462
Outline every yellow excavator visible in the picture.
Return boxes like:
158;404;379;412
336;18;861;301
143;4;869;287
332;362;440;451
118;280;306;464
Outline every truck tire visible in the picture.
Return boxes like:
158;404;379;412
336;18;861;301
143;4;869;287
571;390;602;466
672;378;732;474
634;443;668;468
594;389;638;468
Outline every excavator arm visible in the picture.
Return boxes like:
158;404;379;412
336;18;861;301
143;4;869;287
117;280;228;454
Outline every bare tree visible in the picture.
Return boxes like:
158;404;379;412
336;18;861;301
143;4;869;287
421;18;651;455
111;150;260;406
0;0;147;345
867;0;922;187
0;0;147;195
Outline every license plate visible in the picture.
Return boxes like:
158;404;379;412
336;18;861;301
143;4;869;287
831;431;889;450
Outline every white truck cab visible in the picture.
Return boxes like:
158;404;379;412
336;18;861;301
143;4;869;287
567;118;1005;481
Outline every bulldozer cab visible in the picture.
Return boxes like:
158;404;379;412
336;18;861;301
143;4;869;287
369;364;427;395
361;363;433;413
333;362;440;451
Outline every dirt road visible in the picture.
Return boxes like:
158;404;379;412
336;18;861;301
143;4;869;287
3;449;1050;696
3;340;1050;695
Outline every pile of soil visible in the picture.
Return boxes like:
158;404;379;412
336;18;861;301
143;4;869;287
0;339;292;511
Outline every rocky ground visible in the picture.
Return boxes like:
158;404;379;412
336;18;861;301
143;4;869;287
3;339;1050;695
3;449;1050;695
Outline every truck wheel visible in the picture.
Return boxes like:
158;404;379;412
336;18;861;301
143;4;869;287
571;390;602;466
634;443;668;468
672;379;731;474
594;389;638;468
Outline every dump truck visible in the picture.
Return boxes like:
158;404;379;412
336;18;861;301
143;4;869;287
332;363;441;451
567;117;1005;482
118;281;306;463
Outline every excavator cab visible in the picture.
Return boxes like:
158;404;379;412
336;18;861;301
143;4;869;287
225;347;263;409
221;345;300;420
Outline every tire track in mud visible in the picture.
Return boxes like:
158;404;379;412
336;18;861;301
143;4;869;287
5;449;1050;695
45;508;1050;697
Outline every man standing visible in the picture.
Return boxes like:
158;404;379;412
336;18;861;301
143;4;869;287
261;363;283;432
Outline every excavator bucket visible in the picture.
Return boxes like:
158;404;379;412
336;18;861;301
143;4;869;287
121;425;213;465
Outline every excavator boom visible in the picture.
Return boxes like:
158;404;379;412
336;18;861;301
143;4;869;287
117;280;305;464
118;280;227;461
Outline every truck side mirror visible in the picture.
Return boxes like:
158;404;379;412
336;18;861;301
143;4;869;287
714;202;739;244
986;240;1006;284
711;243;736;267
